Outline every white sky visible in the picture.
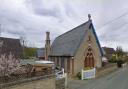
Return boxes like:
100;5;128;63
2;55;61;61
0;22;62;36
0;0;128;51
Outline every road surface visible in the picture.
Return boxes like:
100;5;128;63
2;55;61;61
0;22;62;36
68;66;128;89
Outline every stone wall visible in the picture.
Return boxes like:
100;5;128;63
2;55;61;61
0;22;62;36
96;63;117;78
56;78;65;89
74;29;102;75
1;75;55;89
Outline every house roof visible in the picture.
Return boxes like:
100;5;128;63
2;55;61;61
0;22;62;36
50;20;103;56
37;48;45;57
0;37;23;58
102;47;115;55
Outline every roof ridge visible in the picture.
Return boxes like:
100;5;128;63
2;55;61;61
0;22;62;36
0;37;19;40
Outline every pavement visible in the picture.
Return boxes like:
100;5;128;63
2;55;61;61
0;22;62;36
67;66;128;89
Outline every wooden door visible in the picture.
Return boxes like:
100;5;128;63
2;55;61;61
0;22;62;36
84;47;95;68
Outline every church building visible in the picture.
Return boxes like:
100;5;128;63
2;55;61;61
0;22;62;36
45;14;103;75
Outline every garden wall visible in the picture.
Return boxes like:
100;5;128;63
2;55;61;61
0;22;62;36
56;78;65;89
0;75;55;89
96;63;117;78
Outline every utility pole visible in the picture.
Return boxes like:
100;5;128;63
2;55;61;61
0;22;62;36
20;36;25;59
23;39;25;58
0;24;1;37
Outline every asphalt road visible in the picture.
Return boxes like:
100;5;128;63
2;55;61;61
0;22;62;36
68;66;128;89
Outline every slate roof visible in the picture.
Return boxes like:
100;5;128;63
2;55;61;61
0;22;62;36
102;47;115;55
37;48;45;57
50;20;103;56
0;37;23;58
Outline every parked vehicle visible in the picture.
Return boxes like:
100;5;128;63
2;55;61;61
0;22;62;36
117;60;124;68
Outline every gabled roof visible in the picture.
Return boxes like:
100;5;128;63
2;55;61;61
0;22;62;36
0;37;23;58
50;20;103;57
102;47;115;55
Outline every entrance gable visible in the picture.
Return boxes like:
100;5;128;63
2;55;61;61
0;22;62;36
84;27;102;68
74;23;102;72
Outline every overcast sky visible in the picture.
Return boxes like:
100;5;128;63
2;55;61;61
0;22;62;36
0;0;128;50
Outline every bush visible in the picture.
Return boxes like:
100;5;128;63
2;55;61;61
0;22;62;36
108;55;117;63
84;67;93;70
76;72;81;79
108;59;117;63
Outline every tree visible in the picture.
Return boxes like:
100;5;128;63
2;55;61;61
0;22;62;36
20;36;27;59
22;47;37;59
0;53;21;77
115;46;127;62
116;46;124;57
20;36;37;59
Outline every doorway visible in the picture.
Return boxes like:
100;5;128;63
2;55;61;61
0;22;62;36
84;46;95;68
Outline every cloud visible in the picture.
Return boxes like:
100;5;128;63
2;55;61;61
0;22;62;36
0;0;128;50
26;0;61;18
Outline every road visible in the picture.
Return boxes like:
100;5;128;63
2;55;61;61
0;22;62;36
68;66;128;89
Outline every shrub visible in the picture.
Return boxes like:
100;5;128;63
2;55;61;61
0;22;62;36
76;72;81;79
108;59;117;63
84;67;93;70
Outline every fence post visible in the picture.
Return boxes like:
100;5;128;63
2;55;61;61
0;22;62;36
81;69;83;80
65;73;67;87
94;68;96;78
62;68;64;76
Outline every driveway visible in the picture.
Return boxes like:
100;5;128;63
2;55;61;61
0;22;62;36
68;66;128;89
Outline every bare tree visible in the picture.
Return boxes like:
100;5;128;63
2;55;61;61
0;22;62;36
20;36;27;58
